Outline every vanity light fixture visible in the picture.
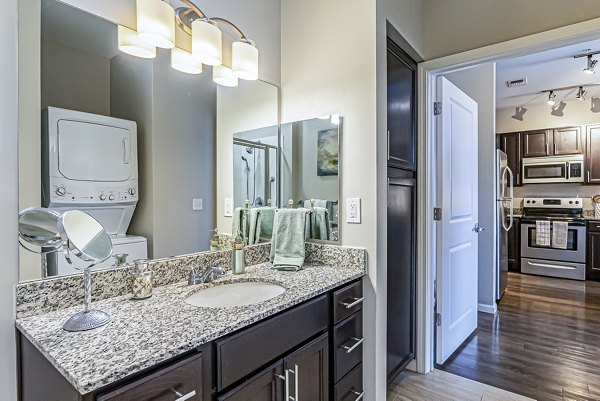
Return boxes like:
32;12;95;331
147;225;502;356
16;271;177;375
118;25;157;59
232;39;258;80
171;47;203;74
577;86;587;101
213;65;239;87
584;55;598;74
192;19;222;66
136;0;176;49
547;91;557;106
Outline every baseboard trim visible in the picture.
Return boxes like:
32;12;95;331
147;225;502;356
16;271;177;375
478;303;497;314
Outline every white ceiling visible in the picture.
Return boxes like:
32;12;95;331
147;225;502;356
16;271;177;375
496;38;600;109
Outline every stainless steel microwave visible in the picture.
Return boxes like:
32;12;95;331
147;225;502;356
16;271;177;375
522;155;584;184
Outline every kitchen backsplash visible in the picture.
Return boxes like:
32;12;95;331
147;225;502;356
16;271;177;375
513;183;600;212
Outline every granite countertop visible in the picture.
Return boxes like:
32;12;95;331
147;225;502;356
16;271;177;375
16;262;365;394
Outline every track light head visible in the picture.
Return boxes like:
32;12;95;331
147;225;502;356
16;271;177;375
577;86;587;101
584;55;598;74
547;91;557;106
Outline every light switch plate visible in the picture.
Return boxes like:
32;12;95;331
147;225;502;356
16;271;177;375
346;198;361;223
224;198;233;217
192;198;203;211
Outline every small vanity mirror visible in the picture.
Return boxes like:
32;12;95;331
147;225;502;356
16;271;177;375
18;207;62;249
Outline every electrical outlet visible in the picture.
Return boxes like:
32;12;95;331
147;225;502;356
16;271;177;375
192;198;203;211
346;198;361;223
224;198;233;217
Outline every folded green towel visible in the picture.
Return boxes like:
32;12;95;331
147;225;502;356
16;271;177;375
270;209;308;269
232;207;249;244
309;207;330;240
247;208;260;245
257;207;276;243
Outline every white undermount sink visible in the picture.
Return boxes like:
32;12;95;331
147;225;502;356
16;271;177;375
185;282;285;308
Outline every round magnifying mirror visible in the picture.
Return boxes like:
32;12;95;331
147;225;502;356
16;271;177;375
18;207;62;249
58;210;113;264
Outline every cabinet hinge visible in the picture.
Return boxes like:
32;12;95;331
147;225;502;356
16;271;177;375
435;313;442;326
434;102;442;115
433;207;442;221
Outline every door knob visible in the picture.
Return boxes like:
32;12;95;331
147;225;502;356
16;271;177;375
473;223;486;233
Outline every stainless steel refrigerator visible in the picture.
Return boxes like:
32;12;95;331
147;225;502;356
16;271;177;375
496;150;514;301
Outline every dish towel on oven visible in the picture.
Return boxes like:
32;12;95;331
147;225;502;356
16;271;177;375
535;220;551;247
552;221;568;249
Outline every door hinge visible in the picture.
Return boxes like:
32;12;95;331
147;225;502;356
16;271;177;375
433;207;442;221
434;102;442;115
435;313;442;326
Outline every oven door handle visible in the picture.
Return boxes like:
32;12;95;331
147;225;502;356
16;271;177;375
526;261;577;270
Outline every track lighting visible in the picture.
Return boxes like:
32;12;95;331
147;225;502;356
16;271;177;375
584;55;598;74
547;91;557;106
577;86;587;101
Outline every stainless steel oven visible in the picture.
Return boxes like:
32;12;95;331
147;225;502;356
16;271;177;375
522;155;584;184
520;197;586;280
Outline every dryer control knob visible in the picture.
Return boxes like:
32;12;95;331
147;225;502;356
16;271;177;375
55;187;66;196
99;194;107;201
128;188;136;196
109;194;116;201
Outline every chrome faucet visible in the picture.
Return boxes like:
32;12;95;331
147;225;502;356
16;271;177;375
188;265;226;285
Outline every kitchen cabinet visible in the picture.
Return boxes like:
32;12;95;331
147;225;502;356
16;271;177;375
586;125;600;184
508;217;520;273
523;129;552;157
587;221;600;281
553;126;583;155
387;37;417;171
498;132;523;186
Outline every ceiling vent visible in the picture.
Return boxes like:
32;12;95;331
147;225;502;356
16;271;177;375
506;78;528;88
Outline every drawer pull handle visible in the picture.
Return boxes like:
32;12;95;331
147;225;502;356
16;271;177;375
341;337;364;354
276;370;291;401
171;389;196;401
340;296;364;309
286;364;299;401
351;389;365;401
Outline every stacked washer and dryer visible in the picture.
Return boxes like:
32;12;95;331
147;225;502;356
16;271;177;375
42;107;148;276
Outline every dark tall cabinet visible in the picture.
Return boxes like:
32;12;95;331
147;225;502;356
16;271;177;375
386;33;417;381
498;132;523;186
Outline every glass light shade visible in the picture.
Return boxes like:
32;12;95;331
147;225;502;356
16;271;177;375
192;19;222;66
118;25;156;59
171;48;202;74
136;0;175;49
232;41;258;80
213;65;238;87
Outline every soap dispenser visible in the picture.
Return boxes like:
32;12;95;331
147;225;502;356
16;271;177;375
210;228;221;251
232;230;245;274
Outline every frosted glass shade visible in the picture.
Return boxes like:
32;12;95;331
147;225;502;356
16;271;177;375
137;0;175;49
192;19;222;66
171;48;203;74
232;41;258;80
118;25;156;59
213;65;238;87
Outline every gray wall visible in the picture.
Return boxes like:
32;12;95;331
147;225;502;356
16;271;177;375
445;63;498;311
41;40;110;114
111;51;216;259
0;0;19;397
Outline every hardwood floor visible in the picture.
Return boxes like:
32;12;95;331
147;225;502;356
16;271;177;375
440;272;600;401
387;369;534;401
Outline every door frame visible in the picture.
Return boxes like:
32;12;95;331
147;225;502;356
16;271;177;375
415;18;600;374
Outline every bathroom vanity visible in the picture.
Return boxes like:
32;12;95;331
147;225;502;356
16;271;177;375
16;244;366;401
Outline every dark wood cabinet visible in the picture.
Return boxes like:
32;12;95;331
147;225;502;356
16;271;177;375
387;38;417;171
284;334;329;401
508;217;520;273
553;126;583;155
523;129;552;157
386;176;416;379
498;132;523;186
587;221;600;281
586;125;600;184
218;363;284;401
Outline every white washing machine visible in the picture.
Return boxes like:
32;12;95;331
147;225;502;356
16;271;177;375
42;107;147;275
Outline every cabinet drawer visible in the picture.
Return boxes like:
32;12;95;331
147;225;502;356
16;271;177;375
333;280;363;324
589;221;600;233
216;295;328;391
334;363;363;401
97;353;203;401
334;312;363;382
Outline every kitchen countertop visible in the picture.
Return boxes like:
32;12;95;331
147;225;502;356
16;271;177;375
16;261;365;394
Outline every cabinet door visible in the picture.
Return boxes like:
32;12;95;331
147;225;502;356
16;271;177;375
586;125;600;184
386;177;416;378
217;363;284;401
499;132;522;186
387;39;417;170
553;126;583;155
284;334;329;401
523;129;552;157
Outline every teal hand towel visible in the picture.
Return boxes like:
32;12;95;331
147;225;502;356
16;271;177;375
257;207;276;242
247;208;260;245
270;209;308;269
309;207;330;240
232;207;249;244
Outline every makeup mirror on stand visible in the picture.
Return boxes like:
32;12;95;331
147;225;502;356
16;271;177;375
18;207;63;278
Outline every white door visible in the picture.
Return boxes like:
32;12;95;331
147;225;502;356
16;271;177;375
436;76;479;364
